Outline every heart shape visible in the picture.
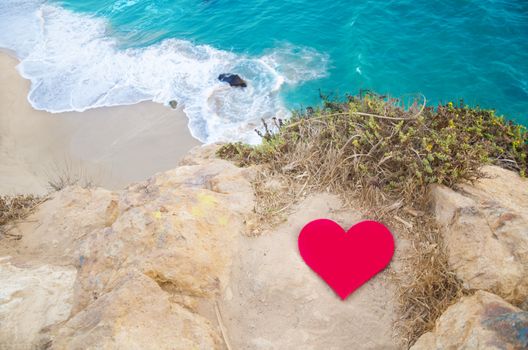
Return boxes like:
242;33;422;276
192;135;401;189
298;219;394;300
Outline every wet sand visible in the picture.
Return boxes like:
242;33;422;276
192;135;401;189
0;52;200;195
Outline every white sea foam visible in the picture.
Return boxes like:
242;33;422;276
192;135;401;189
0;0;45;57
0;2;328;143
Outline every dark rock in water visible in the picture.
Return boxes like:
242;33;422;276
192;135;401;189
169;100;178;109
306;106;314;115
218;73;247;88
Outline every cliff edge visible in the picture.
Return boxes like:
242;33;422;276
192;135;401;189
0;145;527;349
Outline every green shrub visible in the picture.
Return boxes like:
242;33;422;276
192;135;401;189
218;92;527;203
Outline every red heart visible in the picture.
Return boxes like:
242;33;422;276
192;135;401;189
298;219;394;300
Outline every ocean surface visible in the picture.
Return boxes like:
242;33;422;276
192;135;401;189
1;0;527;143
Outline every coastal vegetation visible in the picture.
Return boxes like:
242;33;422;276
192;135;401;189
218;92;527;200
46;160;98;192
218;92;528;345
0;195;42;240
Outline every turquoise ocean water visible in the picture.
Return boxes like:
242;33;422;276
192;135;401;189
0;0;527;142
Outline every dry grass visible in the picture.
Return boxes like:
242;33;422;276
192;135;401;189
219;93;527;203
46;158;100;191
392;213;466;347
0;195;43;240
1;160;97;242
245;169;301;236
218;92;527;347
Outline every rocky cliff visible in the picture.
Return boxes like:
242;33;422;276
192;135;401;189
0;146;526;349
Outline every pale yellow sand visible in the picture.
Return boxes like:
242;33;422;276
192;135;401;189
0;53;200;195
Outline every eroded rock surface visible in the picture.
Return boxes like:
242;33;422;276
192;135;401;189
51;272;222;350
431;166;528;303
0;145;255;349
0;258;76;349
411;291;528;350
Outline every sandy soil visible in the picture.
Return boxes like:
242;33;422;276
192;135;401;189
220;193;400;349
0;52;200;195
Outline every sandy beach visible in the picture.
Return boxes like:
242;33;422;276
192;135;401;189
0;52;200;195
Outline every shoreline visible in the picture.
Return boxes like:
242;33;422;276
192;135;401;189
0;52;201;195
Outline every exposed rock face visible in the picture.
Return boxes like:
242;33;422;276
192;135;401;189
52;272;222;349
0;259;76;349
218;73;247;87
411;291;528;350
0;156;402;349
0;145;255;349
219;193;400;349
3;187;118;266
431;166;528;303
